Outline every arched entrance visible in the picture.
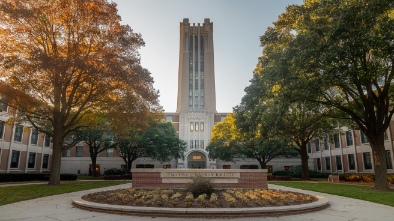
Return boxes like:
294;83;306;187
187;151;207;169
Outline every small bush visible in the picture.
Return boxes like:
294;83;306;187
104;168;125;175
339;173;394;184
0;173;77;182
186;176;214;198
272;170;291;176
103;174;132;180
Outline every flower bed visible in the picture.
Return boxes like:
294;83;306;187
82;188;317;208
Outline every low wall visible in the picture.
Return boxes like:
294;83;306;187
132;169;268;189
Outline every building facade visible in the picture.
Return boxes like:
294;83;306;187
0;100;53;174
307;124;394;174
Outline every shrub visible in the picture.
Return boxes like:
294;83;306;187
104;168;125;175
103;174;132;180
272;170;291;176
338;174;394;184
0;173;77;182
186;176;214;198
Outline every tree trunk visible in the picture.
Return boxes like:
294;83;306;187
127;159;132;174
91;154;98;177
48;130;64;185
369;136;390;191
300;143;310;180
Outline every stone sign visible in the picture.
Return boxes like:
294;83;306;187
132;169;268;189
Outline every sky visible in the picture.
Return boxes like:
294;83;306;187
113;0;303;112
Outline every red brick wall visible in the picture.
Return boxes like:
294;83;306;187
132;169;268;189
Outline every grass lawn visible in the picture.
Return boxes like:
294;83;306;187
0;181;129;206
272;181;394;207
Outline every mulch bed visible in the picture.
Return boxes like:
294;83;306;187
82;188;318;208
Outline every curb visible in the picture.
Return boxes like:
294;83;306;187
72;196;329;218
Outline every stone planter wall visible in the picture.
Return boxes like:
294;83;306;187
132;169;268;189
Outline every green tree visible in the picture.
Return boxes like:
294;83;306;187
116;122;187;173
0;0;158;185
207;114;295;169
78;127;116;177
259;0;394;190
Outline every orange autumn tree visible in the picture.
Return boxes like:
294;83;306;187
0;0;159;185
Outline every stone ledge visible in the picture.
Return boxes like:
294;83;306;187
72;196;329;218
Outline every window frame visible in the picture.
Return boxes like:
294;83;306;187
345;131;353;146
363;152;372;170
42;154;49;169
14;124;23;142
30;129;39;145
336;155;342;171
325;156;331;171
10;150;20;168
348;154;355;170
76;146;83;157
28;152;36;169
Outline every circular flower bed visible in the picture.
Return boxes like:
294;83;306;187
82;188;317;208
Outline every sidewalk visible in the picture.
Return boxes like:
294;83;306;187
0;183;393;221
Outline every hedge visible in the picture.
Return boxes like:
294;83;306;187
272;166;330;178
0;173;77;182
103;174;132;180
339;173;394;184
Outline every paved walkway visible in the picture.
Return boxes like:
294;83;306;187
0;183;393;221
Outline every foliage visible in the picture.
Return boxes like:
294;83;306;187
0;0;159;185
273;181;394;207
207;114;296;169
339;174;394;184
273;167;330;179
82;188;317;208
116;122;186;173
0;181;128;206
104;168;125;176
261;0;394;190
186;176;214;198
0;173;77;182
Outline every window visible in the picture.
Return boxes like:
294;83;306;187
360;131;368;144
325;157;331;170
336;155;342;170
195;140;199;149
387;150;393;169
62;149;70;157
334;134;340;148
190;140;193;149
190;122;194;131
307;142;312;153
384;130;389;141
76;146;83;157
200;140;204;149
314;139;320;151
200;122;204;131
28;153;36;168
363;152;372;170
346;131;353;146
42;154;49;169
195;122;199;131
0;121;4;139
44;135;50;147
166;116;173;122
348;154;355;170
324;134;329;150
30;129;38;145
316;158;321;171
107;148;114;157
220;116;226;121
223;165;231;169
10;150;20;168
14;124;23;142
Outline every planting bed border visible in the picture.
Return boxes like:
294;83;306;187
72;195;329;218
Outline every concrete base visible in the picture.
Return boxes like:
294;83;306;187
72;196;329;218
